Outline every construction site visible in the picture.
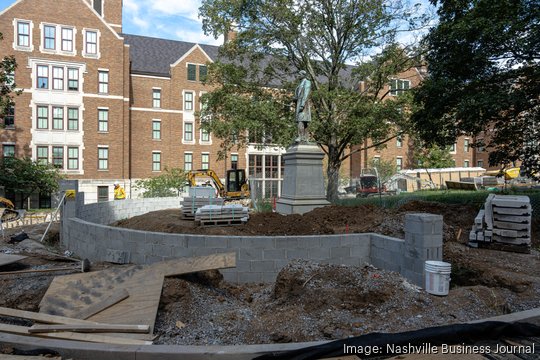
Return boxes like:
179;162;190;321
0;190;539;359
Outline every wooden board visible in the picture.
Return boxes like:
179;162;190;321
39;253;236;340
28;323;149;334
72;288;129;320
0;323;152;345
0;254;27;267
0;306;101;325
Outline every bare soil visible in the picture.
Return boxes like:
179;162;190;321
1;201;539;346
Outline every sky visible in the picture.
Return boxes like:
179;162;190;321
0;0;434;47
0;0;224;45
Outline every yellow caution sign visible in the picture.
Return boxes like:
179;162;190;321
65;190;76;199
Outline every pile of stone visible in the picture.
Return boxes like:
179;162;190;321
195;204;249;226
469;194;532;251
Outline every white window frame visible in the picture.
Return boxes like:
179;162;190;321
98;70;109;94
52;106;64;130
449;142;457;154
396;157;403;171
184;91;194;111
13;19;33;51
389;78;410;96
52;66;64;90
152;151;161;172
201;152;210;170
98;108;109;132
152;120;161;140
36;145;49;165
464;138;470;153
184;152;193;171
82;29;100;58
477;160;484;168
37;65;49;89
183;121;195;144
67;146;79;170
36;105;49;129
61;27;75;53
97;146;109;170
464;160;470;168
67;68;79;91
152;88;161;108
67;107;79;130
52;146;64;169
42;24;56;51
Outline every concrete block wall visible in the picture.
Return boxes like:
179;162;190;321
61;193;443;285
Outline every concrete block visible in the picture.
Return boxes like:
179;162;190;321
144;255;164;264
152;244;172;257
308;247;330;260
370;257;385;270
239;248;263;261
424;246;442;261
274;259;291;271
298;236;320;248
194;248;218;257
235;260;251;272
250;260;275;272
405;213;443;235
286;249;309;260
238;272;262;283
320;236;339;248
261;272;278;283
275;237;297;248
187;236;205;248
227;237;243;249
263;249;286;260
130;230;147;243
340;235;357;246
330;247;350;259
206;236;228;249
242;237;274;249
339;257;361;266
129;252;145;265
222;272;238;283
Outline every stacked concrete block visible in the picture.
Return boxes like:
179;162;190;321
195;204;249;226
469;194;531;248
182;197;224;218
402;213;443;287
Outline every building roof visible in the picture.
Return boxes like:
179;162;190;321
122;34;219;77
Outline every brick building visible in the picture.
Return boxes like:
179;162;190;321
0;0;483;206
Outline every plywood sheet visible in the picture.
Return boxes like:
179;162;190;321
0;253;26;267
39;253;236;340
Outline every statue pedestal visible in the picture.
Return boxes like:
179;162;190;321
276;143;330;215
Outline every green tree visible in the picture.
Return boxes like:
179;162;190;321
413;143;454;184
412;0;540;178
368;158;397;186
0;31;18;124
0;157;64;209
134;168;187;198
199;0;430;202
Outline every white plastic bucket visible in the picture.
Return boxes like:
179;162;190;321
425;260;452;296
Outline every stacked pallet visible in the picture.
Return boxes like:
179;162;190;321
182;196;224;218
195;204;249;226
469;194;532;251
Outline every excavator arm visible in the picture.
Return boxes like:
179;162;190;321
186;170;227;197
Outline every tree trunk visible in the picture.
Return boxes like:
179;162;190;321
326;148;341;203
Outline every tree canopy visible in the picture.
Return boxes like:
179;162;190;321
412;0;540;176
0;157;63;208
134;167;188;198
199;0;430;201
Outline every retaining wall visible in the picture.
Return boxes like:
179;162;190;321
61;193;442;285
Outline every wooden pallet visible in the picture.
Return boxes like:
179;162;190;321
199;219;247;226
477;241;531;254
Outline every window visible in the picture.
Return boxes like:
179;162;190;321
231;154;238;170
37;106;48;129
152;89;161;108
390;79;410;96
396;157;403;171
17;21;30;47
85;30;97;54
61;27;73;52
67;147;78;169
5;72;14;86
265;155;279;178
3;145;15;158
52;67;64;90
184;122;193;141
97;186;108;202
98;71;109;94
67;108;78;130
199;65;207;81
187;64;196;81
464;139;470;153
37;146;48;164
464;160;470;168
152;121;161;140
184;153;193;171
396;135;403;148
152;152;161;171
3;106;14;128
52;146;64;168
449;143;457;153
37;65;49;89
184;92;193;111
67;68;79;91
98;147;108;170
93;0;103;15
201;153;209;170
249;154;263;177
44;25;56;50
373;156;381;164
52;107;63;130
477;160;484;167
201;128;210;142
98;109;108;132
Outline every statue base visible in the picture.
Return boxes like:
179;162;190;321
276;143;330;215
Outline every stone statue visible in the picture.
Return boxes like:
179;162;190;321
294;70;312;143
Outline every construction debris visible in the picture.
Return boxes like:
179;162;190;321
182;196;224;219
469;194;532;252
0;253;27;267
195;204;249;226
